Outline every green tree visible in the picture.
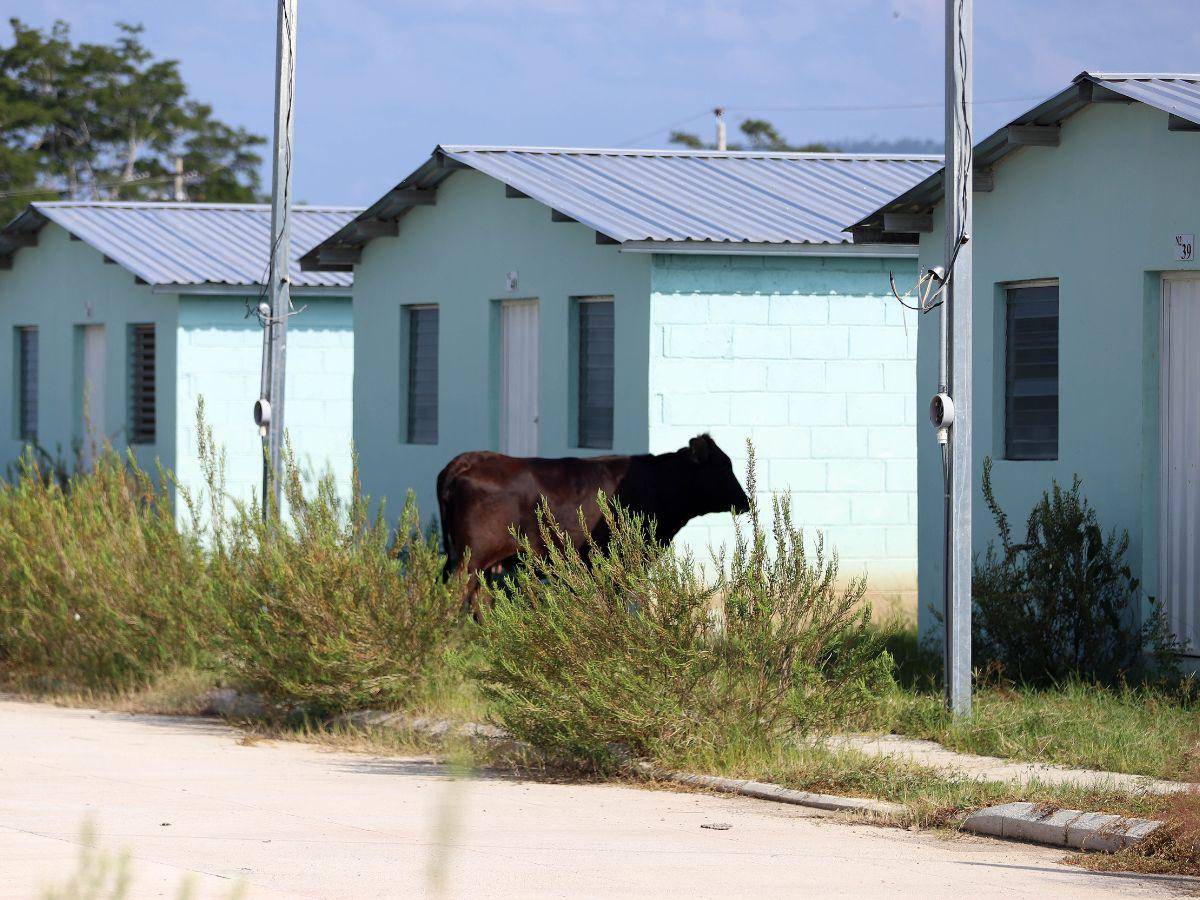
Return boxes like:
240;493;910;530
0;19;265;221
670;117;835;153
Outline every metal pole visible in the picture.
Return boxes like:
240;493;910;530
714;108;727;151
258;0;297;518
943;0;973;716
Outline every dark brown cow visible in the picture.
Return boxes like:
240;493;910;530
437;433;751;609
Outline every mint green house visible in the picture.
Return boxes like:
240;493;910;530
0;202;357;515
303;147;939;603
854;72;1200;650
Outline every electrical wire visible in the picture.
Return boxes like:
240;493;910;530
722;95;1037;114
615;108;713;148
886;0;974;319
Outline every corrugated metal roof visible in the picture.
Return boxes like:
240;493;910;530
1;202;358;289
1089;73;1200;122
302;146;941;270
851;71;1200;236
443;147;942;244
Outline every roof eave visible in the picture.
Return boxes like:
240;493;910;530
618;239;919;257
850;71;1200;237
301;150;455;271
0;205;52;268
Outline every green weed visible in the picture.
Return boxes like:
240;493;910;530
0;448;219;690
475;447;890;770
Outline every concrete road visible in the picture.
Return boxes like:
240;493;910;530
0;699;1189;899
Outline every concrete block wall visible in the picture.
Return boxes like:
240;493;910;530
174;296;353;524
648;253;919;606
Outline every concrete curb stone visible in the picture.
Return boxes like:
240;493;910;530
663;772;906;817
963;802;1163;852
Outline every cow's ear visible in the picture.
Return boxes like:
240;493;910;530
688;434;712;462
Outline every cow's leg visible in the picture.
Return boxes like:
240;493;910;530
465;555;516;622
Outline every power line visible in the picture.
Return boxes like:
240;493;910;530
618;94;1042;146
723;95;1040;113
616;108;712;148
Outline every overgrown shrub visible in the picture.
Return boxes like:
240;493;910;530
474;448;891;769
972;457;1180;685
212;441;468;715
0;448;217;689
719;452;893;736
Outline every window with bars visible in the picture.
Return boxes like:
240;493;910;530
15;326;37;441
406;305;438;444
1004;282;1058;460
128;324;156;445
577;297;614;449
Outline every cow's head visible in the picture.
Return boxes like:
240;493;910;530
686;434;751;516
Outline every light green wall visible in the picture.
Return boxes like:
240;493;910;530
0;224;177;474
174;296;353;523
648;253;920;602
352;168;652;520
916;100;1200;638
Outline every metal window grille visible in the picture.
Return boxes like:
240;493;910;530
1004;283;1058;460
128;324;156;445
16;326;37;441
577;297;614;449
406;306;438;444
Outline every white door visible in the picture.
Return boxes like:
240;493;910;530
500;299;539;456
81;324;107;467
1160;275;1200;654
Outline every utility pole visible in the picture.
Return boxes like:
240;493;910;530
942;0;973;716
714;107;727;151
255;0;298;517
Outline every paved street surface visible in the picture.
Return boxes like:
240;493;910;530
0;699;1190;899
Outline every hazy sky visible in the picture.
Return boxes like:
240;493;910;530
11;1;1200;205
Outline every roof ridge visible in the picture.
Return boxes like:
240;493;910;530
1081;70;1200;81
439;144;943;162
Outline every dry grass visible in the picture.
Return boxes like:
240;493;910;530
1071;774;1200;878
2;667;226;716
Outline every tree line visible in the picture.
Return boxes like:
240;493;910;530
671;117;942;155
0;19;265;221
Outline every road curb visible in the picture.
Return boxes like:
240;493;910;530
199;691;1167;852
962;801;1163;852
660;772;906;817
